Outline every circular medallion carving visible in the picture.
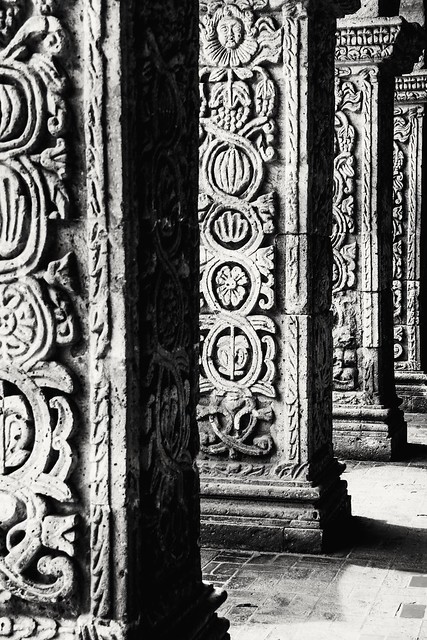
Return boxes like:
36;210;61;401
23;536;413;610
0;278;54;369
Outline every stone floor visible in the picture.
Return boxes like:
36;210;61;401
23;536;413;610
201;415;427;639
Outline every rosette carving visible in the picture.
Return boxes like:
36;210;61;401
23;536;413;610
198;0;280;459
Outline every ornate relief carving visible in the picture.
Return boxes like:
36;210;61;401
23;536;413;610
0;615;125;639
138;0;220;628
0;616;74;639
198;0;281;460
395;73;427;103
393;104;424;371
332;70;363;394
336;23;401;62
0;1;78;605
84;0;111;618
336;19;423;72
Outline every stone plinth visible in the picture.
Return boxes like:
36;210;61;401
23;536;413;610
332;17;424;460
393;72;427;412
0;1;229;638
197;0;358;553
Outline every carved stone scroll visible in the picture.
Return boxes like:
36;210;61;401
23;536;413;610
1;0;230;638
393;71;427;412
197;0;358;553
0;0;78;608
332;14;424;459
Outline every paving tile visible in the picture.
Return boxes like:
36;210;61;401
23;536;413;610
200;548;218;567
227;576;258;590
202;422;427;640
398;603;426;618
245;553;277;565
211;562;241;577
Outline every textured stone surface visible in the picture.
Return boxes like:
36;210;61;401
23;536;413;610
202;418;427;639
332;13;424;460
0;1;229;638
197;0;358;552
393;68;427;413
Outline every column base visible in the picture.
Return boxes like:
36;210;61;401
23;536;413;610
153;585;230;640
396;371;427;413
199;459;351;553
333;405;407;460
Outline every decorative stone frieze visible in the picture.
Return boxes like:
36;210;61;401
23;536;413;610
0;0;229;638
332;14;424;459
197;0;358;553
393;71;427;412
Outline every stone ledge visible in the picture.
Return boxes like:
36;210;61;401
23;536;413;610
333;405;407;460
200;473;351;553
335;17;425;74
395;71;427;103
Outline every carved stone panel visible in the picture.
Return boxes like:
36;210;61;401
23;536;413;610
198;0;281;465
0;0;78;609
332;16;424;459
393;72;427;412
0;1;230;638
197;0;356;553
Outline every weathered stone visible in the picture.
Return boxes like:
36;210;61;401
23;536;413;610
393;70;427;412
332;13;425;459
197;0;359;553
0;0;229;638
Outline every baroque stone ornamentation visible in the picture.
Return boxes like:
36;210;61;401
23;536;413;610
1;0;231;636
199;0;280;460
393;71;427;412
198;0;357;554
138;0;230;638
332;14;424;459
0;0;78;605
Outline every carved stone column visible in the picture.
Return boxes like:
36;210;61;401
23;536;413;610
197;0;358;553
0;1;229;639
393;66;427;411
332;13;424;459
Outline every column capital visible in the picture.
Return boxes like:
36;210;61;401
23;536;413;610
336;17;425;74
395;71;427;103
200;0;360;17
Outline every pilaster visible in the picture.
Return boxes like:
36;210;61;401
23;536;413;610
332;16;424;459
393;71;427;412
0;1;229;639
197;0;358;553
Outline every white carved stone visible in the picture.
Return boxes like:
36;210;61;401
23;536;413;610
332;15;424;459
197;0;358;553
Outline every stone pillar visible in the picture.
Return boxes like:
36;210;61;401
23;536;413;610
393;71;427;412
0;1;229;639
392;0;427;413
197;0;358;554
332;11;424;460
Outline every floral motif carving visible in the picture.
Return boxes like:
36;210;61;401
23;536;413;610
198;0;280;459
332;72;363;393
392;104;423;370
0;0;78;605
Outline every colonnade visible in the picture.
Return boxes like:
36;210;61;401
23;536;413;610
197;0;426;551
1;0;426;637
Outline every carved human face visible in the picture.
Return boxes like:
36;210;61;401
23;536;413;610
216;16;244;50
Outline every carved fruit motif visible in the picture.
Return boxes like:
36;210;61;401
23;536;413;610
0;164;25;259
213;144;252;196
